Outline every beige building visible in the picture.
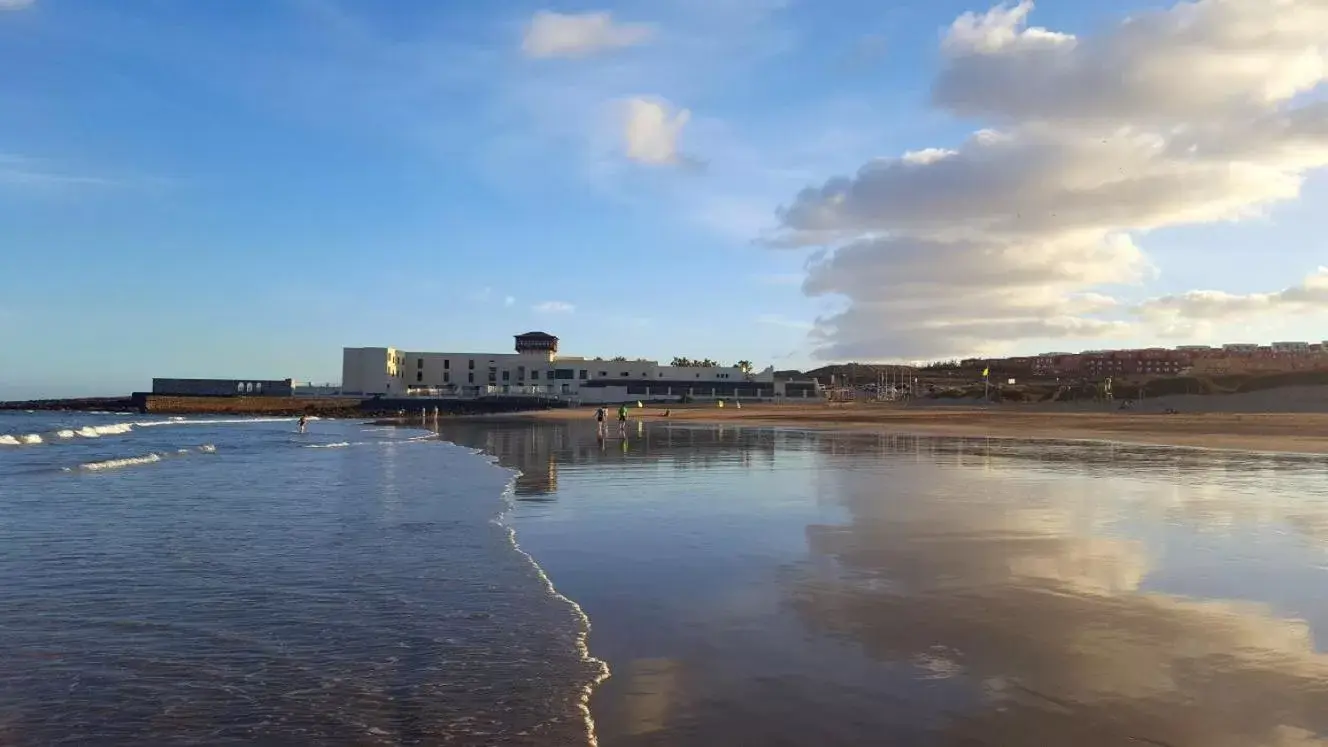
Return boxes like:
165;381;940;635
341;332;820;403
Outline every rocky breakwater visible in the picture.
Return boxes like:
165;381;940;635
0;397;139;413
139;395;366;416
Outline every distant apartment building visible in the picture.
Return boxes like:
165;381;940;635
341;332;821;403
1078;348;1190;377
1020;339;1328;378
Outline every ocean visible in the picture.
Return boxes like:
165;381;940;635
0;412;601;745
5;411;1328;746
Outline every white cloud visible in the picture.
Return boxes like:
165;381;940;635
533;300;575;314
522;10;653;59
934;0;1328;125
622;97;692;166
772;0;1328;361
1137;267;1328;322
504;295;516;307
0;0;35;10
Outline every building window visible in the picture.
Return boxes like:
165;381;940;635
468;372;474;384
444;372;450;383
444;359;450;370
598;371;607;377
255;382;263;393
468;360;475;370
236;382;245;393
502;370;510;382
579;370;588;380
621;371;630;377
416;372;423;382
517;366;526;381
417;359;423;369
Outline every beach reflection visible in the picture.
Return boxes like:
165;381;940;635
437;421;1328;746
794;447;1328;746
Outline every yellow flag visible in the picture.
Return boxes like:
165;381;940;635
982;367;990;378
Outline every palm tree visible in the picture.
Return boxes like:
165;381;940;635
736;360;753;374
671;356;693;367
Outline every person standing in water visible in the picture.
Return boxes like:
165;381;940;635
298;415;308;434
594;406;607;437
617;404;628;435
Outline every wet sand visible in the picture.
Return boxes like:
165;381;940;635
504;403;1328;454
436;420;1328;746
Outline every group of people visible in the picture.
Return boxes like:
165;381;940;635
594;405;629;437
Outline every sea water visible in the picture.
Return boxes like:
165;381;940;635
9;411;1328;746
0;412;603;746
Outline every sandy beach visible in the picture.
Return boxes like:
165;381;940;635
500;397;1328;454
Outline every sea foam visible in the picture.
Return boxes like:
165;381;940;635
65;444;217;472
2;417;295;448
72;453;164;471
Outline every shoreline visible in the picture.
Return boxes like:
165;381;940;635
454;404;1328;456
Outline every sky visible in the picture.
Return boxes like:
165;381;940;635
2;0;1327;398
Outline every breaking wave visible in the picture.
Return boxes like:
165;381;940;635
304;442;353;449
64;444;218;472
1;417;297;447
72;453;165;471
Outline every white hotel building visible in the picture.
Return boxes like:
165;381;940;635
342;332;820;404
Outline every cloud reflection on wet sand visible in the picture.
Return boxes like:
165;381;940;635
439;422;1328;746
793;446;1328;746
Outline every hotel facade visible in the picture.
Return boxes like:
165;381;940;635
341;332;821;404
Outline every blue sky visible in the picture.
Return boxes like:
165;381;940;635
2;0;1326;397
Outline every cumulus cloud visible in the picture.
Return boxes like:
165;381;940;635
522;10;653;59
773;0;1328;361
1137;267;1328;321
533;300;575;314
621;97;694;166
935;0;1328;125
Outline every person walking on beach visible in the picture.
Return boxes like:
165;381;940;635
617;404;628;436
594;406;607;437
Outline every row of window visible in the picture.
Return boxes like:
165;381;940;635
416;372;480;384
408;357;743;382
411;365;600;382
412;358;475;371
624;384;773;397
